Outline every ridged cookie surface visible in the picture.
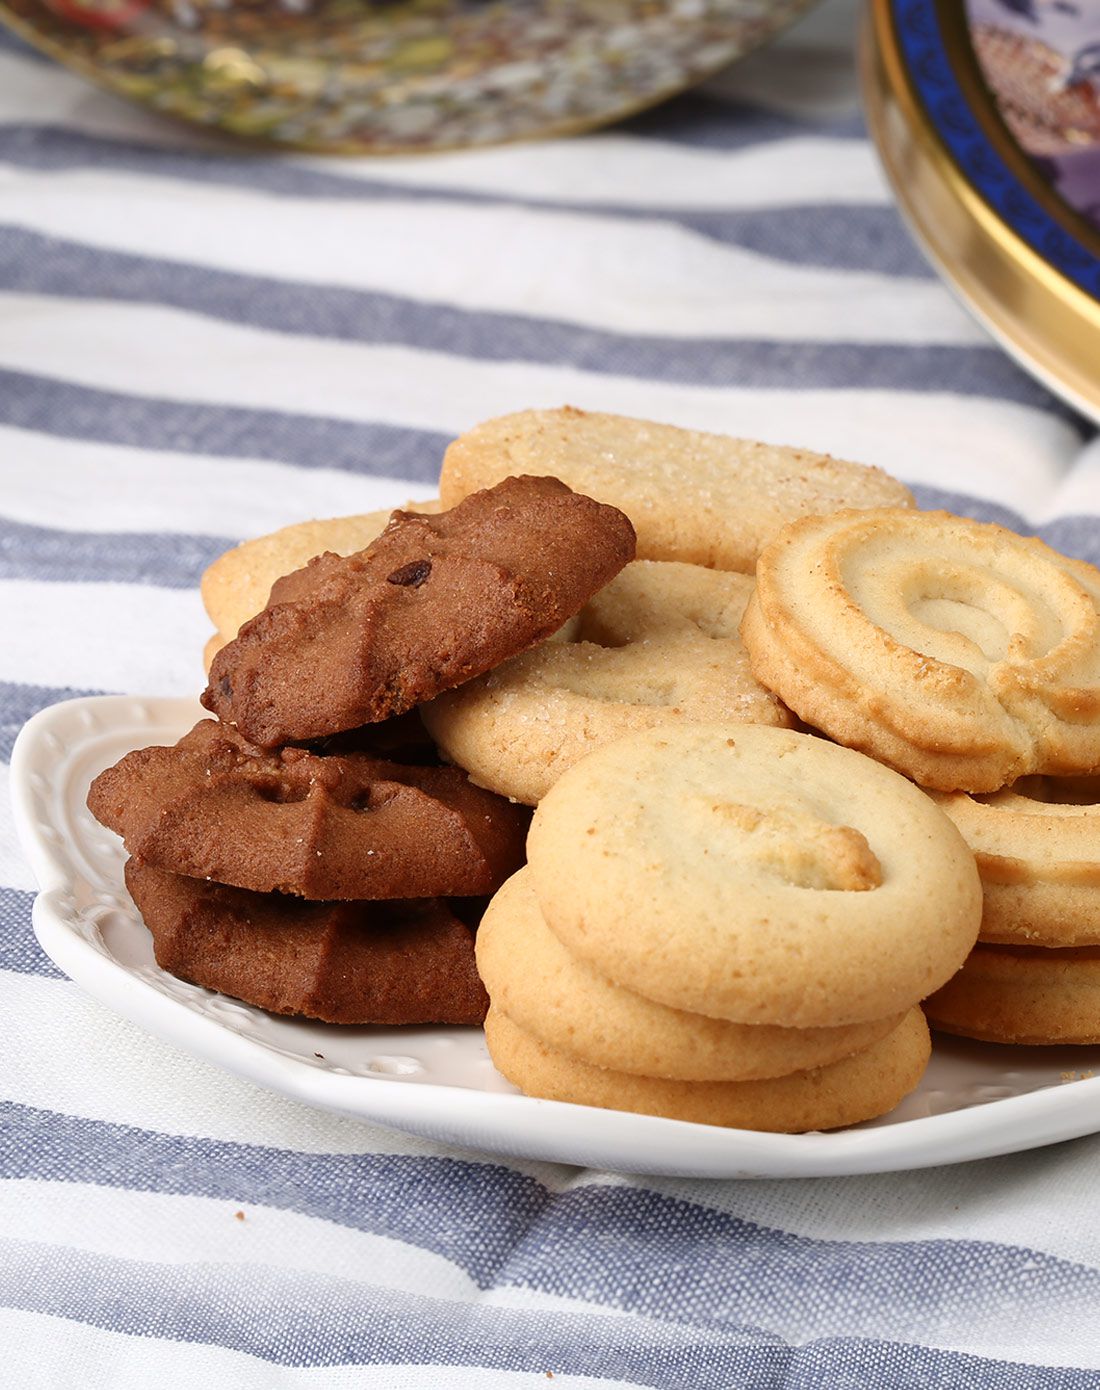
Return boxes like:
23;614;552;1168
742;509;1100;792
423;560;792;804
203;476;636;746
932;777;1100;946
90;718;529;901
527;725;982;1028
439;407;913;573
127;860;489;1026
201;499;440;662
476;870;903;1082
485;1007;931;1132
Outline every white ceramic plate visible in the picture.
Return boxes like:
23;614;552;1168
12;693;1100;1180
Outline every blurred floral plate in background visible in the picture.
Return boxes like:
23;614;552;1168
0;0;817;153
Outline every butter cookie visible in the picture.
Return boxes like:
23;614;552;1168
925;943;1100;1045
741;509;1100;792
476;870;903;1082
527;725;982;1027
931;777;1100;946
423;561;792;804
440;408;913;573
484;1006;931;1132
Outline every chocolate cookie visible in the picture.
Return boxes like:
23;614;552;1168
201;475;637;746
89;719;529;900
126;861;489;1026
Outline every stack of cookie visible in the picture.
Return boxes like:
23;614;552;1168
924;781;1100;1045
477;724;981;1131
89;475;636;1025
740;506;1100;1049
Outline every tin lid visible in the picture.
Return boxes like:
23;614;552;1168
863;0;1100;423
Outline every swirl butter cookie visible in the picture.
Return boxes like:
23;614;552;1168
127;861;488;1026
527;725;982;1028
931;777;1100;947
89;719;528;900
741;509;1100;793
201;501;440;662
476;871;903;1082
439;408;913;573
423;561;792;805
485;1007;931;1132
924;944;1100;1046
203;476;636;747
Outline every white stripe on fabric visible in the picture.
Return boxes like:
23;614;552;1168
0;1309;634;1390
0;424;1092;547
1033;438;1100;526
0;428;416;538
0;296;1079;486
0;580;206;693
0;1181;480;1301
290;134;889;210
0;169;974;344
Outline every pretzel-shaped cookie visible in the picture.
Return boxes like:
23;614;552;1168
741;509;1100;792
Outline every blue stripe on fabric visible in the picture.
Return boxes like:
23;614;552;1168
0;1237;1097;1388
0;368;449;479
910;485;1100;566
0;889;61;976
0;125;932;275
0;230;1063;410
0;516;231;588
0;1101;550;1279
0;679;107;762
3;1097;1100;1343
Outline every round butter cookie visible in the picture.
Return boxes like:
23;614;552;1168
925;943;1100;1045
423;561;792;805
476;870;903;1082
484;1007;931;1132
440;407;913;573
201;500;440;654
741;509;1100;792
527;725;982;1028
931;777;1100;947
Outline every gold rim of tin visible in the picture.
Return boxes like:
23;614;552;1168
862;0;1100;424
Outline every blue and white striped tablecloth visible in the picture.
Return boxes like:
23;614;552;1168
3;0;1100;1383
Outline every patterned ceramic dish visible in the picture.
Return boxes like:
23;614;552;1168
0;0;817;153
11;692;1100;1181
863;0;1100;425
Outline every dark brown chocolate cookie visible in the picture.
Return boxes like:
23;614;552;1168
89;719;529;900
126;860;489;1026
201;475;636;746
